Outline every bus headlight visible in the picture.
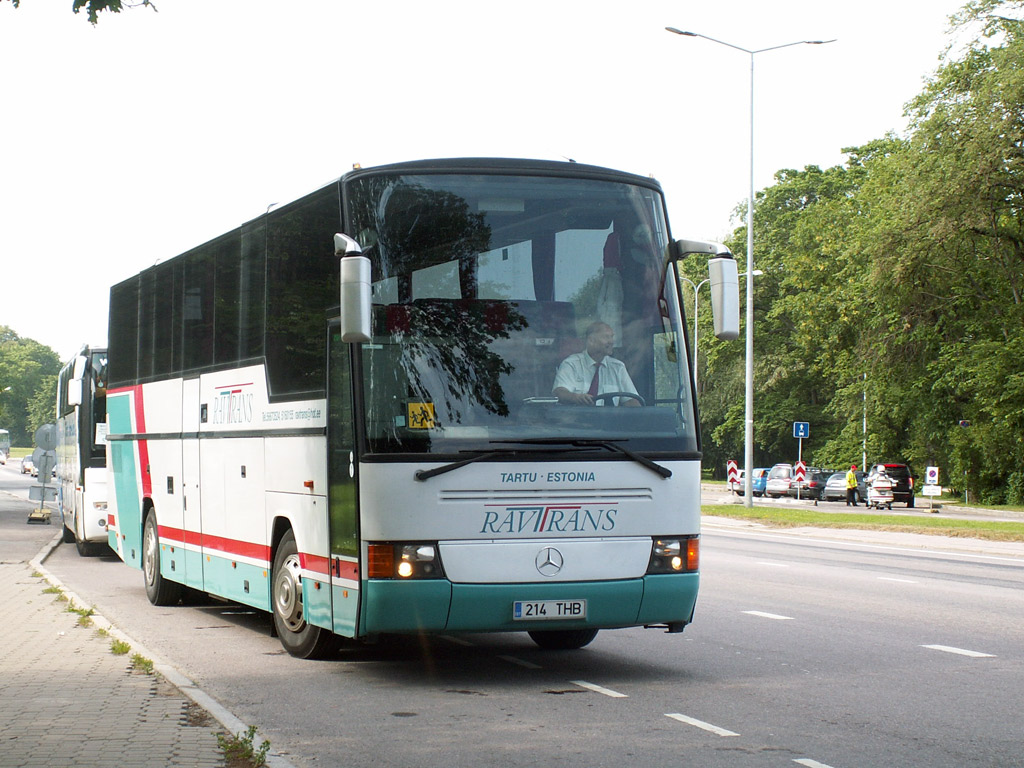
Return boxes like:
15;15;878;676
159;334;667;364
367;542;444;579
647;536;699;574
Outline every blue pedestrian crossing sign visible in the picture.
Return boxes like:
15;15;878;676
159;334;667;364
793;422;810;439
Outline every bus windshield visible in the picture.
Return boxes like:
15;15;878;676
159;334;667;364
346;172;696;456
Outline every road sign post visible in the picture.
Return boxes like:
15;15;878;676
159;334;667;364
27;424;57;525
922;466;941;513
792;422;809;500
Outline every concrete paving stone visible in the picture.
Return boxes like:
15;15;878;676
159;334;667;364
0;562;226;768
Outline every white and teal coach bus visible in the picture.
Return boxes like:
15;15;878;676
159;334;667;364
56;346;109;555
105;158;739;658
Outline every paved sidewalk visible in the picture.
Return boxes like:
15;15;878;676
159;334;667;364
0;494;226;767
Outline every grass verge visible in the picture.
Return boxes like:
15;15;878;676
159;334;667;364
704;504;1024;542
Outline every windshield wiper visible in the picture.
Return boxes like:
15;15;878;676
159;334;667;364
415;438;673;482
492;438;672;479
414;448;527;482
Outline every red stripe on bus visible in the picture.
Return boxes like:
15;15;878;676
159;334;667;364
301;553;331;576
133;386;153;498
157;524;270;562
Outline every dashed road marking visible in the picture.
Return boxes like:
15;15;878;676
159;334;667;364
665;713;739;737
922;644;995;658
743;610;794;620
878;577;917;583
570;680;627;698
794;759;838;768
498;655;542;669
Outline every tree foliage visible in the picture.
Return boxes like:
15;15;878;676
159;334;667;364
0;327;61;446
3;0;156;25
697;1;1024;502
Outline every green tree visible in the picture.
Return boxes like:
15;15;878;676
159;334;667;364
0;327;61;446
3;0;156;24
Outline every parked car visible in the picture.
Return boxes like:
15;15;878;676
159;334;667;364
751;467;769;497
788;468;830;500
765;463;793;498
729;467;770;497
868;463;915;507
20;456;34;475
824;470;868;504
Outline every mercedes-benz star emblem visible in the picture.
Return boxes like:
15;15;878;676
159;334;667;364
535;547;564;577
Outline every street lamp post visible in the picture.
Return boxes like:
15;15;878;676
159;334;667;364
679;276;709;392
665;27;833;506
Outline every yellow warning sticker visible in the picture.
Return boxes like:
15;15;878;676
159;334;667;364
407;402;436;429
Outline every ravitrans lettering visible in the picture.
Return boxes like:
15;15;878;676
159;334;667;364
480;505;617;534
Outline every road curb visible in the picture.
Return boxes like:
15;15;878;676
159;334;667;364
31;533;298;768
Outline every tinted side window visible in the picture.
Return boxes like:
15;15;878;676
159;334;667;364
108;278;139;387
265;185;341;397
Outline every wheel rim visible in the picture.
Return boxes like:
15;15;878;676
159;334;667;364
274;553;305;632
143;519;157;586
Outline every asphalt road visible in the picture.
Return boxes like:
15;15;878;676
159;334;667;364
6;462;1024;767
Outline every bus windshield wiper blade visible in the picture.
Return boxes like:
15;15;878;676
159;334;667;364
414;449;522;481
492;438;672;479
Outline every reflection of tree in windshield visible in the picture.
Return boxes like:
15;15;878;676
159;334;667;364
398;301;526;423
349;177;526;426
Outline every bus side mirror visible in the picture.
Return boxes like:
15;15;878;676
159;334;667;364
708;256;740;340
334;233;372;343
67;379;83;407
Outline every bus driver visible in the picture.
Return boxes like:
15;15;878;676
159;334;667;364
552;321;640;407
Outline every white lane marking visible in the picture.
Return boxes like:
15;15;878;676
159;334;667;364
665;713;739;737
922;644;995;658
757;561;791;567
498;655;542;669
570;680;627;698
743;610;794;620
702;523;1024;565
439;635;475;646
878;577;917;583
794;760;838;768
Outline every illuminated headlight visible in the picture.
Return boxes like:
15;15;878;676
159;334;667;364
647;537;699;574
367;542;444;579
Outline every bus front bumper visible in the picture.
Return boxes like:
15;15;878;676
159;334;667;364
360;573;698;635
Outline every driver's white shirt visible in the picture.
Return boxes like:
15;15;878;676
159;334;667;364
553;351;637;406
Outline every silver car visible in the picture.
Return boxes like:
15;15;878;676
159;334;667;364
765;463;793;498
823;470;867;504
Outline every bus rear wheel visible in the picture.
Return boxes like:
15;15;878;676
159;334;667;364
272;530;337;659
143;511;182;606
528;628;599;650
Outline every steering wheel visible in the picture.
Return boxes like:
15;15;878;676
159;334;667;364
593;391;645;406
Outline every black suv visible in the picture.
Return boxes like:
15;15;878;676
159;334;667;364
869;463;915;507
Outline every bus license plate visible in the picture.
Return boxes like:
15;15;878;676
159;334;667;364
513;600;586;621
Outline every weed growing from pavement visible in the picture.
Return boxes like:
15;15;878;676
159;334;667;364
217;725;270;767
110;639;131;655
131;654;154;674
66;602;96;627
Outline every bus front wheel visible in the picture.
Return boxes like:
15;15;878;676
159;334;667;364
143;511;182;606
528;628;599;650
272;530;337;659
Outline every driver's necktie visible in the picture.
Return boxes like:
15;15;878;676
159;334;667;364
588;362;601;397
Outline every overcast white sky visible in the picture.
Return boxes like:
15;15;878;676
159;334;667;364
1;0;969;361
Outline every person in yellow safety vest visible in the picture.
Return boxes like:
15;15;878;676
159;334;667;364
846;464;861;507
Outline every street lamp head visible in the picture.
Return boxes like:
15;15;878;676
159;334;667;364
665;27;697;36
806;39;837;45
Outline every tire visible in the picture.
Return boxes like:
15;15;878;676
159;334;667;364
143;511;182;606
528;628;599;650
62;522;76;544
272;530;337;659
907;495;915;508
